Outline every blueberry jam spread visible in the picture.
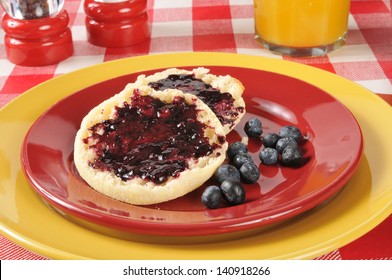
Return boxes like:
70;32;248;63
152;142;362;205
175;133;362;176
148;74;244;129
84;90;225;184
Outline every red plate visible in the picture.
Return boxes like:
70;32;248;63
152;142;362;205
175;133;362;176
21;66;363;241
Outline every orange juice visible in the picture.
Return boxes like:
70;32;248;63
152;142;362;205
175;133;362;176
254;0;350;55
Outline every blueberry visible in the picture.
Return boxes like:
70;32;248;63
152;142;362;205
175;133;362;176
244;117;263;138
239;161;260;184
220;180;245;205
259;147;278;165
281;145;303;166
262;133;281;148
279;125;302;142
227;141;248;160
232;152;253;169
275;137;297;153
201;185;223;209
214;164;241;184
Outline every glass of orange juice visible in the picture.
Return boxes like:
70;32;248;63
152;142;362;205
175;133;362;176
254;0;351;56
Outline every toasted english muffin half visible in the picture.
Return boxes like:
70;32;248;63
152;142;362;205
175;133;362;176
74;84;227;205
135;67;246;135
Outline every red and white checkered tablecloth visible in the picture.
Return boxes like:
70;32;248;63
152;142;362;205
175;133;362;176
0;0;391;260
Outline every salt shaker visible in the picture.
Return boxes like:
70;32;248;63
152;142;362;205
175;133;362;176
84;0;150;47
1;0;74;66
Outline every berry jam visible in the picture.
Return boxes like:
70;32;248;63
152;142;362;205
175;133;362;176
84;90;225;184
148;74;244;129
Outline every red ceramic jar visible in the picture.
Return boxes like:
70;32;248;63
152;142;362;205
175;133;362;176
2;10;74;66
84;0;150;48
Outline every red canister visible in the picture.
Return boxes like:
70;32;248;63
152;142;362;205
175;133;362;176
84;0;150;47
1;0;73;66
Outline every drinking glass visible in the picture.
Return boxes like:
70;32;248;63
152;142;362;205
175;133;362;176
254;0;351;56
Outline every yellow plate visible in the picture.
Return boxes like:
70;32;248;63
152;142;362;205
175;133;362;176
0;53;391;259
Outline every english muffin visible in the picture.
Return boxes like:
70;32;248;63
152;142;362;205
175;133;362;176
135;67;246;135
74;84;228;205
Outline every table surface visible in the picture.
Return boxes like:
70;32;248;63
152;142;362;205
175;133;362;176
1;0;391;260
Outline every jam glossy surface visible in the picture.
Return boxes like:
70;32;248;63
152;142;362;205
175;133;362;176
148;74;244;129
84;91;224;184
